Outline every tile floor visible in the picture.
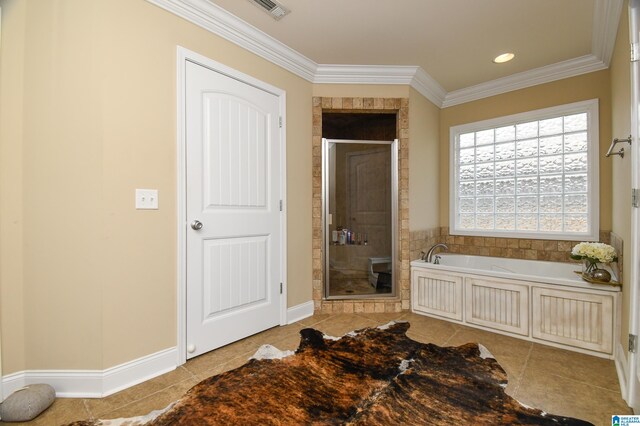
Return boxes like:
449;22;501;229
0;312;632;426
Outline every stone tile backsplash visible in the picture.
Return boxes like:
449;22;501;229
411;227;615;266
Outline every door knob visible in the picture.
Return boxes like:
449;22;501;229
190;220;203;230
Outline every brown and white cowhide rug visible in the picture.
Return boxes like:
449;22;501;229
66;322;592;425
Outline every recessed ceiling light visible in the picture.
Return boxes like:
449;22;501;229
493;53;515;64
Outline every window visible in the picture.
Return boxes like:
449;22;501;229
450;99;599;241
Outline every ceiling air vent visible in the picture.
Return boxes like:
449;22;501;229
248;0;290;20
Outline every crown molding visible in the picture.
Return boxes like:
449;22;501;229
145;0;621;109
442;55;607;108
314;64;446;106
411;67;448;107
314;64;418;85
593;0;624;66
145;0;317;81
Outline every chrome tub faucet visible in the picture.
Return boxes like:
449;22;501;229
424;243;449;263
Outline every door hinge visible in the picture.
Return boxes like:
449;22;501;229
630;334;638;353
632;42;640;62
633;188;640;208
279;200;283;211
280;282;283;294
279;117;283;128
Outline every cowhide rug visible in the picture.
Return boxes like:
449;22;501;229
66;322;592;425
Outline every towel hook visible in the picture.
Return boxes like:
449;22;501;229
605;135;632;158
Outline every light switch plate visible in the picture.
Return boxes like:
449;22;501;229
135;189;158;209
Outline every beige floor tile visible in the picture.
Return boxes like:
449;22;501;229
3;312;629;425
403;312;462;331
183;334;263;376
97;378;198;421
85;366;195;417
403;313;459;346
354;311;407;324
307;313;379;337
81;388;136;419
245;322;306;347
193;352;256;381
514;368;631;426
0;398;91;426
527;342;620;391
268;333;305;352
296;313;332;327
185;325;307;382
444;326;533;385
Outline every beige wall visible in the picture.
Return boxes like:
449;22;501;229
311;84;409;99
610;0;632;354
0;0;628;379
409;88;440;231
0;0;312;372
311;84;441;232
439;70;613;232
0;0;27;375
0;1;439;375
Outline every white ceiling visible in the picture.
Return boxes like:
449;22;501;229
147;0;624;107
212;0;595;92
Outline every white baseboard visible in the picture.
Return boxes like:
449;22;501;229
101;347;177;397
615;342;629;402
2;347;177;399
2;305;313;400
286;301;314;324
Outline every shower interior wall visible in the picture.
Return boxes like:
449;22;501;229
323;114;396;297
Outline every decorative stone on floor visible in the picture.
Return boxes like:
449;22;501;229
0;384;56;422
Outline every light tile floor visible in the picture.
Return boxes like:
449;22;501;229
0;312;632;426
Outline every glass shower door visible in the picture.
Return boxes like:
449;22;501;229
323;138;397;299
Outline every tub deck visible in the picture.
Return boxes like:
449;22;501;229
411;253;619;292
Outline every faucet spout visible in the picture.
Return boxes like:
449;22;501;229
425;243;449;263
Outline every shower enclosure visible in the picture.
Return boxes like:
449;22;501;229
323;138;398;298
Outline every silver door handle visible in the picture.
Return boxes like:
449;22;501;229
190;220;203;230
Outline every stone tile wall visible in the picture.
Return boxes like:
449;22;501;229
312;97;410;314
409;228;443;262
610;231;624;281
410;227;615;266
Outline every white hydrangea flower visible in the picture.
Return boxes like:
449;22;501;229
571;242;617;263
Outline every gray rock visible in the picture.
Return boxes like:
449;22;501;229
0;384;56;422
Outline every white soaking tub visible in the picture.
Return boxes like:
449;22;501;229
410;253;620;358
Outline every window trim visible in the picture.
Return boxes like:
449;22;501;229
449;99;600;241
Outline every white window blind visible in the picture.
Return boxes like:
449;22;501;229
449;99;599;241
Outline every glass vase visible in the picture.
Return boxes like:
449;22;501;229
582;260;598;276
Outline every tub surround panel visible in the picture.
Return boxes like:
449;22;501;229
412;255;620;358
312;97;409;314
412;270;463;321
465;278;529;336
532;287;613;354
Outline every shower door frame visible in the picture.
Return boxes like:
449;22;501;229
322;138;399;299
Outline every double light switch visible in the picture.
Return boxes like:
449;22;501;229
135;189;159;210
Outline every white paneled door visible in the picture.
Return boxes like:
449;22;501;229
185;59;283;359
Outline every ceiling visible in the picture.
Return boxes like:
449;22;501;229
147;0;624;107
212;0;596;92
